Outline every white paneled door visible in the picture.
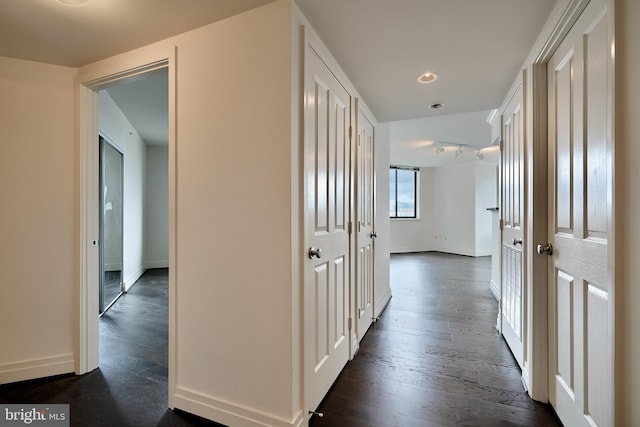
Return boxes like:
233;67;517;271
546;0;612;425
304;47;351;415
355;106;375;342
501;82;526;369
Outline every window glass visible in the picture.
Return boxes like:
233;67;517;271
389;167;417;218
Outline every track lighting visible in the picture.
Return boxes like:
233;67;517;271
433;143;445;154
454;145;463;157
476;149;484;160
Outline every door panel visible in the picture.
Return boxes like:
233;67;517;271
356;107;375;342
501;83;525;368
547;1;612;425
304;47;351;414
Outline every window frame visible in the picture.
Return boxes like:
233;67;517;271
389;166;418;219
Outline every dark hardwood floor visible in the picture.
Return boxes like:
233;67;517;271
1;254;562;426
0;268;220;427
310;252;563;427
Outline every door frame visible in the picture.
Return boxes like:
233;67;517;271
76;45;178;408
525;0;615;406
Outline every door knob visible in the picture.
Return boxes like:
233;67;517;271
512;238;523;246
536;243;553;255
308;247;322;259
370;232;377;239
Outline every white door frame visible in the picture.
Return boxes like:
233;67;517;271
76;45;178;408
526;0;614;406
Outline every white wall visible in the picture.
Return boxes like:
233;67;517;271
0;57;76;383
96;2;295;423
475;163;498;256
99;91;147;289
374;123;392;316
145;146;168;268
390;162;497;256
432;163;476;255
389;167;434;253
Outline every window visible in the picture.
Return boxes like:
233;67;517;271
389;167;418;218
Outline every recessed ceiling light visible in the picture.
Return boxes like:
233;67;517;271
417;72;439;84
429;102;445;109
57;0;89;6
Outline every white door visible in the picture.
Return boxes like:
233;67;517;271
304;47;352;415
501;83;526;369
355;106;375;342
546;0;612;425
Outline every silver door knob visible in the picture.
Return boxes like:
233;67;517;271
536;243;553;255
370;232;377;239
308;247;322;259
513;238;523;246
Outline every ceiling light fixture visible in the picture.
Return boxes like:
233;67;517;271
476;149;484;160
429;102;444;110
417;72;439;84
455;145;464;157
432;143;445;154
57;0;89;6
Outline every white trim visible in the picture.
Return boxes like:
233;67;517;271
0;354;74;385
124;267;146;292
76;44;178;411
145;261;170;269
174;386;305;427
490;279;500;301
374;287;392;319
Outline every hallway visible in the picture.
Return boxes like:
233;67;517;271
0;255;562;426
310;252;562;426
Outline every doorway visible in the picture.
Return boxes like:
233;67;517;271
96;68;169;367
77;48;176;409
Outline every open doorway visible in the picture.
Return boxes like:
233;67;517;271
95;68;169;399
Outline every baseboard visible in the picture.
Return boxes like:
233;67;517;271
389;247;431;254
474;249;493;257
0;354;74;385
432;247;490;258
145;260;169;269
490;279;500;301
124;267;146;292
374;288;392;319
174;386;305;427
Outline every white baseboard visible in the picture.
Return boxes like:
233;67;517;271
124;267;146;292
432;247;493;258
474;249;493;257
174;386;305;427
490;279;500;301
374;288;392;319
0;354;74;385
145;260;169;269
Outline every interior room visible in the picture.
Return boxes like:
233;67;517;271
0;0;637;426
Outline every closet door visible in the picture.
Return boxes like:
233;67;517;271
99;136;124;314
546;0;612;424
501;83;526;368
303;46;352;415
355;106;375;342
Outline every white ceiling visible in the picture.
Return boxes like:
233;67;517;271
0;0;556;165
104;69;168;147
0;0;277;67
